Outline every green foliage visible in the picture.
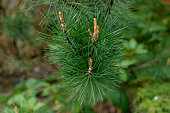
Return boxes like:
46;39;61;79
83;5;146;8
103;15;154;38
121;0;170;112
1;78;59;113
0;9;41;76
135;51;170;80
4;76;130;113
0;95;9;105
130;0;170;80
133;82;170;113
2;76;97;113
2;11;32;40
107;87;129;113
121;38;148;68
5;96;53;113
134;0;167;43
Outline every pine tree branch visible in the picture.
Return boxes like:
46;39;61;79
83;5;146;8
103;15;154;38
87;18;99;76
101;0;114;22
106;0;114;15
25;0;130;104
130;48;170;71
64;30;76;51
90;18;99;58
64;31;76;51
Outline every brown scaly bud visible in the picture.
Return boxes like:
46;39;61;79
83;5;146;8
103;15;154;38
59;11;66;32
97;25;99;38
88;18;99;42
87;57;92;76
88;29;93;38
15;106;18;113
92;18;99;42
89;57;92;68
94;18;97;37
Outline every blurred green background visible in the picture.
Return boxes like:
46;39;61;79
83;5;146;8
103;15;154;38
0;0;170;113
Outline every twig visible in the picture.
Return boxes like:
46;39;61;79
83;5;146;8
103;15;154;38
88;18;99;57
87;18;100;76
130;48;170;71
59;12;75;50
107;0;114;15
102;0;114;22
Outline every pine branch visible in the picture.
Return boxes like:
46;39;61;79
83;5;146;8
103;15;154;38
87;18;99;76
106;0;114;15
130;48;170;71
24;0;132;104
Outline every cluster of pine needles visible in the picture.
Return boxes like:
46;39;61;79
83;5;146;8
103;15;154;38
24;0;133;104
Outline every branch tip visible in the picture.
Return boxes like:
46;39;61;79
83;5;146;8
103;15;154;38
59;11;65;32
88;29;93;38
89;57;92;68
15;106;18;113
87;57;93;76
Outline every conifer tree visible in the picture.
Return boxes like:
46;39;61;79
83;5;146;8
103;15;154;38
25;0;133;105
